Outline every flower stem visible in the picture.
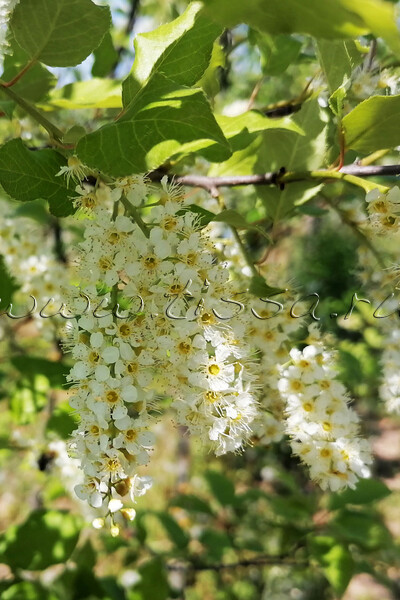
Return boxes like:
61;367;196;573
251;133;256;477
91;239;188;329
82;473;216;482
231;226;259;278
1;59;36;88
0;84;64;141
121;197;150;238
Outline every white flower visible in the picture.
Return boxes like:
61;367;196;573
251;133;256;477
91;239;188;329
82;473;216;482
75;479;104;508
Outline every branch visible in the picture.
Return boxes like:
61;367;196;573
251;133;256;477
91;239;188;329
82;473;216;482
110;0;140;77
167;554;307;572
125;0;140;35
150;164;399;195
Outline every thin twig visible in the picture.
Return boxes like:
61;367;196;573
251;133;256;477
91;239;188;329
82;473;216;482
366;39;377;71
1;59;36;88
149;164;400;193
110;0;141;77
166;554;308;572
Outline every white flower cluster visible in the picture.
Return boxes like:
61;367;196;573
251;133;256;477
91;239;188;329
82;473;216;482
206;240;307;447
365;187;400;235
278;341;372;491
0;202;69;338
64;175;259;529
357;245;400;415
380;329;400;414
0;0;18;64
240;295;305;446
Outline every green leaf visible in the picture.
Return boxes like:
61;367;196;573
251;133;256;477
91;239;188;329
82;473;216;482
201;0;400;56
46;401;79;438
182;204;216;227
0;139;75;217
309;535;355;595
185;205;271;238
10;377;49;424
131;559;170;600
249;275;286;297
251;31;302;76
92;31;119;78
329;479;391;510
154;512;189;549
122;2;222;105
268;496;315;522
329;83;348;118
214;110;304;153
13;198;50;223
71;539;97;571
3;510;81;570
199;528;232;561
343;94;400;153
213;208;257;228
196;39;225;100
62;126;87;145
0;99;15;119
330;508;392;550
1;37;56;102
10;0;111;67
170;494;213;515
11;357;69;388
297;204;329;216
204;470;236;506
77;74;230;176
44;78;122;110
316;39;363;93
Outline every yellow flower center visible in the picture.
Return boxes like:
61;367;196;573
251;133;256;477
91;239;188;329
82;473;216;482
162;216;178;231
204;391;220;404
320;448;331;458
290;380;303;392
184;252;197;266
89;351;100;364
105;458;120;473
320;380;331;390
98;256;112;271
143;255;158;270
125;429;137;441
178;341;191;355
106;390;119;404
119;323;132;337
108;232;121;245
200;312;214;325
208;363;220;376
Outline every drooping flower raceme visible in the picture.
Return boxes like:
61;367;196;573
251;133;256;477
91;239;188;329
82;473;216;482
64;175;259;530
279;338;372;491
